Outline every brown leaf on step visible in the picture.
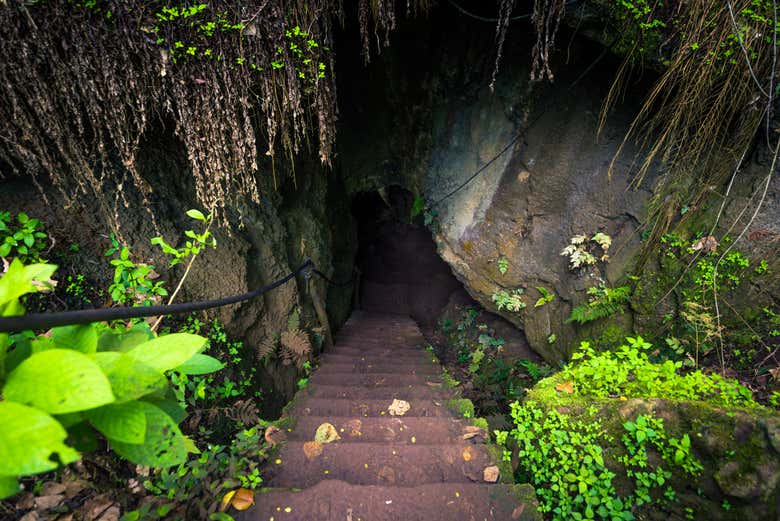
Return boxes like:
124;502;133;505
230;488;255;511
555;381;574;394
462;425;487;442
344;419;363;437
462;447;474;462
314;423;340;443
377;465;396;484
388;399;410;416
264;425;286;446
303;441;324;460
483;465;500;483
512;504;526;519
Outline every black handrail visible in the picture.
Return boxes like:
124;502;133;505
0;259;334;333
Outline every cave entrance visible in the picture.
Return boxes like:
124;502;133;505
350;185;462;326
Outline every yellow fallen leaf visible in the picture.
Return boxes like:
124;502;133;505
284;507;292;513
462;447;473;462
231;488;255;511
219;490;236;512
315;423;340;443
555;381;574;394
388;399;410;416
303;441;324;460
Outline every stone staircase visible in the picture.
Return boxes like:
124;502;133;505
235;311;540;521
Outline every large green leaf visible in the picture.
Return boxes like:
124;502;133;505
87;401;147;444
125;333;206;373
174;353;224;375
104;354;167;402
0;402;79;477
97;323;154;353
110;402;188;467
3;349;115;414
0;260;57;312
51;324;97;354
0;476;21;500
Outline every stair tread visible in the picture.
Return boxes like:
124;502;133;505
266;442;497;487
288;416;477;443
234;481;540;521
305;383;455;400
289;397;454;418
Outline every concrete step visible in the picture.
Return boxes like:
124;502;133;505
234;481;540;521
315;361;441;375
305;383;454;401
289;398;453;418
308;372;443;388
265;442;497;487
288;416;480;444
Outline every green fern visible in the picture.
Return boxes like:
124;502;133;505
566;285;631;325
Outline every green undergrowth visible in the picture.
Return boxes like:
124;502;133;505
495;335;768;520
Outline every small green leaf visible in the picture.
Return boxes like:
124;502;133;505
125;333;206;373
3;349;115;414
0;401;80;476
87;401;147;444
186;209;206;222
174;354;224;375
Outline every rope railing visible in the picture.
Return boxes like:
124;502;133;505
0;259;355;333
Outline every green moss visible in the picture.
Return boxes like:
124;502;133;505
446;398;475;419
472;417;489;430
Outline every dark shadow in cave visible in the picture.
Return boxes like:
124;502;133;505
351;185;462;326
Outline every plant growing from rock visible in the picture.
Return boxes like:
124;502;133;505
561;233;612;270
566;285;631;325
104;235;167;306
492;288;526;312
0;260;224;499
256;309;312;370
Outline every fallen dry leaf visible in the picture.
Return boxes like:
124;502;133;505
462;425;487;442
315;423;340;443
462;447;474;462
264;425;286;446
303;441;324;460
231;488;255;511
555;381;574;394
692;235;718;253
344;419;363;437
388;399;411;416
219;490;236;512
483;465;500;483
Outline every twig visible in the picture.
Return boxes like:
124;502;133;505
725;0;769;97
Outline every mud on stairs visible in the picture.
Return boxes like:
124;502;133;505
235;311;540;521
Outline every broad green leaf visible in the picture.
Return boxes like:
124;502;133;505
0;401;79;476
51;324;97;354
30;336;56;354
0;260;57;311
4;341;32;374
125;333;206;373
0;476;21;500
145;397;187;423
174;354;224;375
110;402;188;467
186;209;206;221
97;323;154;353
103;354;167;402
3;349;115;414
94;352;123;373
87;401;147;444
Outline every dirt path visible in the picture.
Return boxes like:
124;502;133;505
235;311;540;521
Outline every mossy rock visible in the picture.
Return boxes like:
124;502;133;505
520;373;780;520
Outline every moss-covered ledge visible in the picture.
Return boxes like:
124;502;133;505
503;369;780;521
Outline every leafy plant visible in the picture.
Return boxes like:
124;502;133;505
492;288;526;312
0;211;48;263
566;285;631;325
496;401;702;520
105;237;167;306
0;260;224;499
256;309;312;370
150;209;216;329
565;337;757;408
140;425;269;519
534;286;554;307
561;232;611;270
497;257;509;275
